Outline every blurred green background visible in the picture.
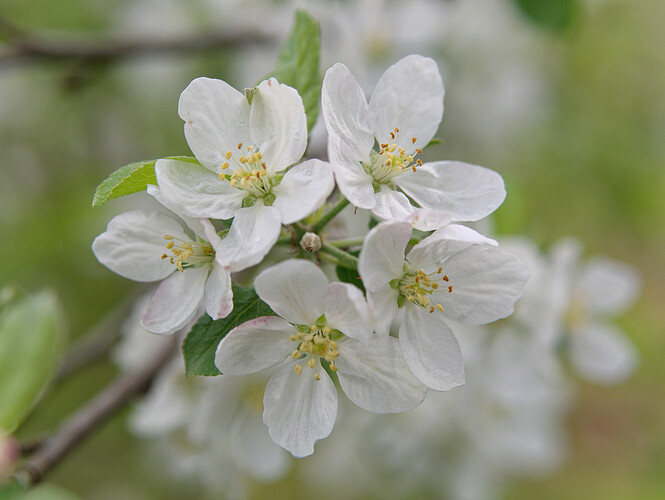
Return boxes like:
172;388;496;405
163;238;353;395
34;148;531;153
0;0;663;498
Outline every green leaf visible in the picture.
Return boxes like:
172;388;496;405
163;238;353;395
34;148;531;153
335;266;365;294
91;156;198;207
0;291;66;432
272;9;321;133
513;0;578;34
183;284;276;376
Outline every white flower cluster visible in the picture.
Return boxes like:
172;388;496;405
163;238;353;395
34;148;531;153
94;55;531;457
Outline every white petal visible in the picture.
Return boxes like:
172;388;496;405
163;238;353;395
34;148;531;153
371;186;415;222
400;307;464;391
321;63;375;160
575;257;640;315
141;265;209;334
272;159;334;224
328;135;376;209
250;78;307;174
358;221;411;291
369;55;444;152
199;217;222;247
324;282;372;340
336;336;427;413
154;158;244;219
215;316;295;374
254;259;327;325
406;224;498;270
92;210;185;282
395;161;506;222
438;246;529;325
178;77;251;171
366;285;399;335
204;262;233;320
406;207;452;231
263;361;337;457
569;323;638;384
214;204;282;272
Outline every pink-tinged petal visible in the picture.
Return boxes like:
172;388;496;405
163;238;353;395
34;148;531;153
406;224;498;270
395;161;506;222
324;282;372;340
436;246;529;325
141;265;209;334
321;63;375;160
154;158;245;219
215;316;295;374
250;78;307;174
336;336;427;413
263;360;337;458
569;323;638;384
366;285;399;336
358;221;411;291
575;257;640;316
204;262;233;320
92;210;186;282
272;159;334;224
254;259;327;325
214;204;282;272
369;55;444;152
400;307;464;391
328;135;375;209
178;77;251;171
371;186;415;222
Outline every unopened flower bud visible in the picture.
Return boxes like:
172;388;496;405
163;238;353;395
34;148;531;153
300;232;322;253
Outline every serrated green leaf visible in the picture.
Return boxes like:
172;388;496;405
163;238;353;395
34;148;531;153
513;0;578;34
0;291;66;432
272;9;321;133
183;284;276;376
91;156;198;208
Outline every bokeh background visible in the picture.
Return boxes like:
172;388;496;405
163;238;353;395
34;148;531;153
1;0;663;498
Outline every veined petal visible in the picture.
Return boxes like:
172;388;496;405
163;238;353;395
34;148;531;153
204;262;233;320
92;210;186;282
321;63;375;160
366;285;399;336
437;246;529;325
154;158;245;219
215;316;295;375
369;55;444;153
250;78;307;174
141;265;209;334
328;135;375;209
371;186;415;222
400;307;464;391
395;161;506;222
254;260;327;325
358;221;411;291
336;336;427;413
263;361;337;458
178;77;251;171
406;207;452;232
272;159;334;224
324;282;372;341
575;257;640;316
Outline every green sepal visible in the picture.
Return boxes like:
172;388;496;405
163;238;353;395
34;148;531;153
245;87;257;105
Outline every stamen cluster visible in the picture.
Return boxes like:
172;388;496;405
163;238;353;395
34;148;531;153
398;266;452;313
290;323;341;380
367;128;423;185
161;235;215;272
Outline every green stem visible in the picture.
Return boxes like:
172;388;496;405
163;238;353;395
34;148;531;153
326;237;365;248
320;243;358;270
311;196;350;233
318;252;344;268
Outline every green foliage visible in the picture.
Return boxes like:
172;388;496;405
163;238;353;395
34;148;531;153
335;266;365;294
182;284;276;376
0;483;83;500
0;291;65;432
513;0;578;34
91;156;198;207
272;9;321;133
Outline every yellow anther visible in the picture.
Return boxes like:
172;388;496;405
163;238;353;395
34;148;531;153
314;373;320;381
308;358;316;368
161;254;167;260
443;275;449;282
390;131;396;139
219;172;225;180
429;306;435;313
225;151;232;159
330;363;338;372
437;267;443;274
432;283;439;289
296;333;303;340
448;286;453;293
291;350;300;360
416;148;423;155
295;365;302;375
237;143;243;149
412;136;417;144
163;235;174;240
221;162;229;169
436;304;444;312
165;241;174;249
290;335;296;341
322;326;331;335
394;127;400;133
310;325;318;332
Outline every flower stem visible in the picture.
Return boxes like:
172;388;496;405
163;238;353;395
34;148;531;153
311;196;350;233
320;243;358;270
326;237;365;248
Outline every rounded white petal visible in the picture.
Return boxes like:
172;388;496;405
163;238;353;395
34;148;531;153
371;186;415;222
575;257;641;316
204;262;233;320
250;78;307;174
394;161;506;222
358;221;411;291
141;265;209;334
328;135;375;209
92;210;186;282
369;55;444;152
178;77;251;171
406;207;452;231
437;246;529;325
263;361;338;458
324;282;372;340
366;285;399;336
400;307;464;391
336;336;428;413
272;159;335;224
154;158;245;219
254;259;327;325
569;323;638;384
321;62;375;160
215;316;295;375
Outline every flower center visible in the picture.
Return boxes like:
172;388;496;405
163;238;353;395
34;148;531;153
289;317;342;381
219;143;281;204
161;235;215;272
363;128;423;186
396;266;453;313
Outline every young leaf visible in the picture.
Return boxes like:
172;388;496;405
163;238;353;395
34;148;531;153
91;156;198;208
183;284;276;376
272;9;321;133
